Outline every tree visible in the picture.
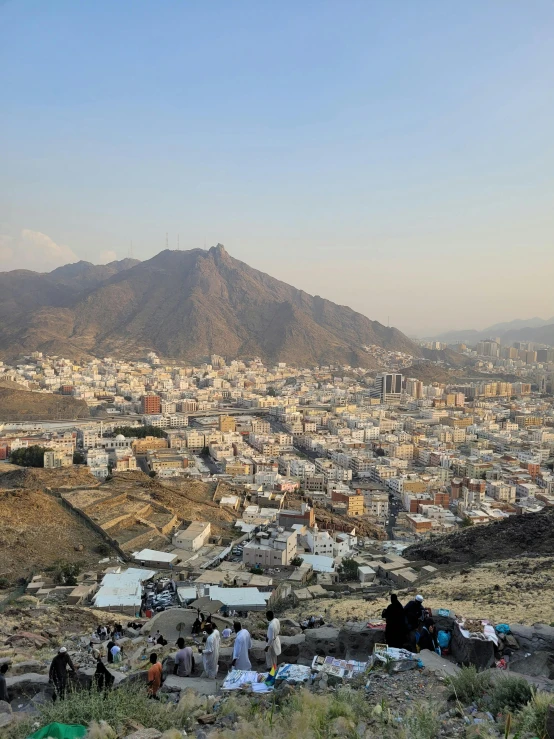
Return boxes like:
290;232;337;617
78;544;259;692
73;450;86;465
460;516;474;527
337;557;359;582
52;560;82;586
10;445;50;468
113;425;166;439
267;387;277;397
291;556;304;567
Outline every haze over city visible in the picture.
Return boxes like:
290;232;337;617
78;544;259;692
2;0;554;335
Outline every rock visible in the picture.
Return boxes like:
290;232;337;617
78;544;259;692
338;624;385;661
160;676;217;696
505;634;519;650
0;658;12;668
0;713;14;729
123;730;162;739
0;700;12;714
8;661;45;676
5;673;52;701
124;627;140;639
280;634;305;664
298;627;340;660
6;631;49;648
418;650;461;677
511;623;554;653
508;651;554;680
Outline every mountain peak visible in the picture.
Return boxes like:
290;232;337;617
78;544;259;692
0;247;420;365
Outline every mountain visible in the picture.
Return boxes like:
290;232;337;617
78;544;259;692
431;316;554;344
49;258;140;288
0;246;420;366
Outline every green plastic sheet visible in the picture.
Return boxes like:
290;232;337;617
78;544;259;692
27;722;87;739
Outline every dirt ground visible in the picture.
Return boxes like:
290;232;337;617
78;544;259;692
286;556;554;627
0;483;117;582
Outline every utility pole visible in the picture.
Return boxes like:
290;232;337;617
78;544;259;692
166;233;169;250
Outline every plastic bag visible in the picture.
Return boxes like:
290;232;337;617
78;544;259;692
437;630;451;649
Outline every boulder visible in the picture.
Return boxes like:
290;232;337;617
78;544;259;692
338;624;385;661
546;704;554;739
160;676;217;696
511;624;554;653
508;651;554;680
301;627;340;660
8;661;45;676
450;623;495;670
0;700;12;714
124;627;140;639
280;634;306;664
0;713;14;730
6;632;49;649
5;673;52;701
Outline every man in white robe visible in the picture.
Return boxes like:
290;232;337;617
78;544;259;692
231;621;252;671
201;624;219;679
265;610;281;668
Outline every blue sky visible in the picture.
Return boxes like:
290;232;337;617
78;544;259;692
1;0;554;335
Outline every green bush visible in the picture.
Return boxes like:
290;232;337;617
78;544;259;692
6;684;189;739
513;689;551;738
488;675;533;716
403;702;441;739
445;665;492;704
9;445;50;467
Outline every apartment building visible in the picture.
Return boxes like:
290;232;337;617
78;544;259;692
243;528;297;567
330;489;364;516
141;394;161;415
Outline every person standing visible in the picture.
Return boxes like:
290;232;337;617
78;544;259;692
49;647;76;701
232;621;252;671
200;624;219;679
94;657;114;692
110;642;122;663
106;637;115;664
147;653;163;699
174;637;195;677
0;663;9;703
382;594;407;648
264;610;281;669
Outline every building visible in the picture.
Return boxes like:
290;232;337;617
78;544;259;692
173;522;211;551
141;394;161;415
44;450;73;469
278;504;315;528
243;528;297;568
219;415;236;433
372;373;403;404
331;489;364;516
133;436;169;454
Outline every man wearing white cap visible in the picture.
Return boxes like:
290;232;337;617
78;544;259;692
404;594;425;632
49;647;76;700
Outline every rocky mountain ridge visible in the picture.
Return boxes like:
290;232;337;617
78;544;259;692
0;246;420;366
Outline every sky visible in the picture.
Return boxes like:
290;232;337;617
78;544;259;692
1;1;554;336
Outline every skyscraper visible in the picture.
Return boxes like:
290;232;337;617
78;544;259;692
372;373;403;404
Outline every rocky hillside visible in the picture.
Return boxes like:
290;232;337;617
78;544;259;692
0;246;420;366
0;386;89;421
405;508;554;565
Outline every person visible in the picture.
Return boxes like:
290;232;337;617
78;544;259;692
106;637;115;663
265;610;281;669
192;616;202;636
232;621;252;671
200;624;219;679
147;653;163;699
0;663;9;703
417;619;438;653
156;633;168;646
382;594;407;649
49;647;76;701
205;614;213;625
308;615;316;629
110;642;122;663
221;626;233;639
404;594;425;631
94;657;114;692
96;626;103;639
174;637;195;677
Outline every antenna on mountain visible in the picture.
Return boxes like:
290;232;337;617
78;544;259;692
166;232;169;250
388;315;390;327
130;240;134;259
177;233;180;251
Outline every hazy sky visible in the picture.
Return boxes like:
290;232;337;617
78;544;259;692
1;1;554;336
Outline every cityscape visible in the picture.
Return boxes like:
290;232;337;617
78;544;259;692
2;0;554;736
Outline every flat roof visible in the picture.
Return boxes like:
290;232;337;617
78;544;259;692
133;549;179;563
301;554;335;573
209;585;269;609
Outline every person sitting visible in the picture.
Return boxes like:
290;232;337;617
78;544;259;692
221;626;233;639
147;653;163;700
417;619;438;653
156;633;168;646
192;617;202;635
174;637;195;677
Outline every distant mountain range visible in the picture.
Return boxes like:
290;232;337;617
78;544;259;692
0;246;420;366
430;316;554;345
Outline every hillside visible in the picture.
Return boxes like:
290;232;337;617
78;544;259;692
0;246;420;367
0;466;115;582
0;387;89;421
404;508;554;564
